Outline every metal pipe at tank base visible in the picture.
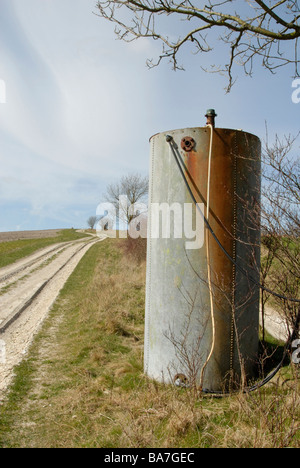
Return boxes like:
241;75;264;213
144;125;261;392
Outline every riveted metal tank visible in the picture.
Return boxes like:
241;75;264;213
144;123;261;392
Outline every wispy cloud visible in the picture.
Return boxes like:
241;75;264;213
0;0;155;229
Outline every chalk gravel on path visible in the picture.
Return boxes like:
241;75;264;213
0;236;106;398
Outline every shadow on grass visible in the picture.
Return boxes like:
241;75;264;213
256;334;290;380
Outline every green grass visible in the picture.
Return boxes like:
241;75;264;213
0;239;298;448
0;229;89;269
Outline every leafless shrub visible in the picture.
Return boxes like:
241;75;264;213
261;131;300;341
119;237;147;264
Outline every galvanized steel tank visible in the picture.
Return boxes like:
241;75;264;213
144;125;261;391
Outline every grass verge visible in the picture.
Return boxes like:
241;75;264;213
0;229;89;269
0;239;298;448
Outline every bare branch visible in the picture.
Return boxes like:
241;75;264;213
95;0;300;90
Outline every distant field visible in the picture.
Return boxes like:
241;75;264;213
0;230;61;243
0;229;89;269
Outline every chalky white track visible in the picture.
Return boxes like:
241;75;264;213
0;235;107;398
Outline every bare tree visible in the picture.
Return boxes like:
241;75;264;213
95;0;300;91
103;172;148;227
87;215;99;229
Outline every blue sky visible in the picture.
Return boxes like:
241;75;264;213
0;0;299;232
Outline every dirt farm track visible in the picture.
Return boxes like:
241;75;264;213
0;229;105;397
0;229;61;243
